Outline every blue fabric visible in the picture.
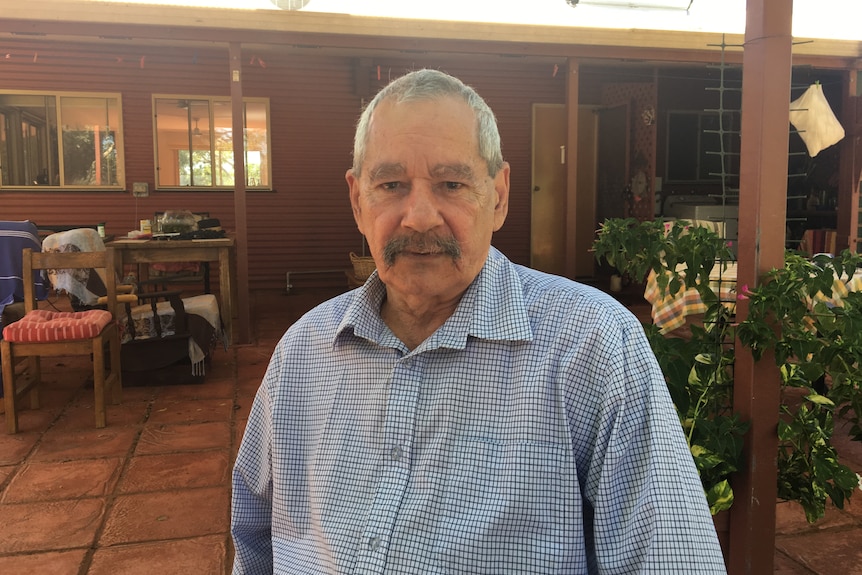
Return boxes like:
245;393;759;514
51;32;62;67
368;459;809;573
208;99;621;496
0;220;46;325
231;247;727;574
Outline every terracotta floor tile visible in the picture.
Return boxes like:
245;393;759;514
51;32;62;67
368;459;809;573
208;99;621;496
2;458;123;503
234;418;249;444
0;499;105;553
100;486;229;546
88;535;226;575
207;355;236;380
52;401;150;431
146;397;233;425
776;530;862;574
119;450;229;493
0;432;40;465
156;378;235;401
0;549;88;574
775;499;856;535
774;550;815;574
30;387;79;410
236;364;267;384
29;427;139;463
135;421;232;455
234;346;272;365
0;465;14;487
5;405;63;434
233;394;254;420
119;385;159;403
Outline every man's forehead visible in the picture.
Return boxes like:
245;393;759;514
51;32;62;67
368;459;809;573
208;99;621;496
367;162;477;181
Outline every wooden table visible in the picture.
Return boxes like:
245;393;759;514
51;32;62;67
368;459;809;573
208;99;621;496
108;237;236;344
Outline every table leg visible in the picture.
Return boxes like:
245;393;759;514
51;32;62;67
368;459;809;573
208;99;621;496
219;246;234;344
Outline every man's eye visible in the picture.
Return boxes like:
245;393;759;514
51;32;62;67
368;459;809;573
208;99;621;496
444;182;464;190
381;182;400;191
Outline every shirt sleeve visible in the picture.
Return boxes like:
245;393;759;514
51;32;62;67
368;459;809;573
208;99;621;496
231;370;275;574
581;312;728;574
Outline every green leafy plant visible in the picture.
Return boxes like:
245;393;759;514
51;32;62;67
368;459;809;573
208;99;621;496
736;250;862;522
593;218;862;522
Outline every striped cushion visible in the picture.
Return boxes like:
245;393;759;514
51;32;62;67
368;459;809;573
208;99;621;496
2;309;112;342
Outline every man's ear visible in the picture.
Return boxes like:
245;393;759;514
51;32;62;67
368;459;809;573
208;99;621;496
346;169;364;232
492;162;511;232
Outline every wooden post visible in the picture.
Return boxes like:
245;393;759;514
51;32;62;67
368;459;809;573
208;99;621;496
230;42;252;345
838;70;862;254
565;58;580;280
729;0;792;572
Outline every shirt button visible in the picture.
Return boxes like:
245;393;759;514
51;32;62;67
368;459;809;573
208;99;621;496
391;446;402;461
369;536;381;551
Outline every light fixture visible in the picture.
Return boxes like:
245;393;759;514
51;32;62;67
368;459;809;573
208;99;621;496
270;0;312;9
193;117;202;138
566;0;694;10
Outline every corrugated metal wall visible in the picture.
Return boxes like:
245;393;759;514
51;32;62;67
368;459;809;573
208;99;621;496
0;39;566;290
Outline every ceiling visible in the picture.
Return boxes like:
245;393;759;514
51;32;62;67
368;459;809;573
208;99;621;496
92;0;862;42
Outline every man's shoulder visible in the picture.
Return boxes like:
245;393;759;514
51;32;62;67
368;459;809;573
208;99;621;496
515;264;626;312
283;290;356;337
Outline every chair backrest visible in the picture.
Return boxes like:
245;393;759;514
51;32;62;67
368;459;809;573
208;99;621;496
22;247;118;315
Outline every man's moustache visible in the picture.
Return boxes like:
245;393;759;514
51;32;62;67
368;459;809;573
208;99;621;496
382;235;461;266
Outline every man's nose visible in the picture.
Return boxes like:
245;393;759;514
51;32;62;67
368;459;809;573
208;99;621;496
401;183;444;232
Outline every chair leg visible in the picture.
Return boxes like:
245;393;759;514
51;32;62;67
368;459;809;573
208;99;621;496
2;341;18;434
92;338;107;429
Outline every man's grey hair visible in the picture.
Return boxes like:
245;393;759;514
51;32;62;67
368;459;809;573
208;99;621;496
352;69;503;178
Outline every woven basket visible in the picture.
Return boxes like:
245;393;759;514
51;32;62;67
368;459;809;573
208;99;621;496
349;252;376;280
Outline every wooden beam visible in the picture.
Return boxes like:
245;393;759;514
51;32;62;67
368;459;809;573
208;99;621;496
565;58;580;280
2;1;860;63
729;0;793;572
229;42;251;345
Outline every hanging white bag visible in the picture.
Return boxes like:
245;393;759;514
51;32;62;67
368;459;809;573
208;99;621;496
789;83;845;157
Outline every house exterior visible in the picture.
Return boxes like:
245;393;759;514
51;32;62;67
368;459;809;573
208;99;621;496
2;3;862;571
4;2;861;289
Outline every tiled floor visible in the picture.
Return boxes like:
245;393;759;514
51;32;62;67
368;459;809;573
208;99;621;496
0;287;861;574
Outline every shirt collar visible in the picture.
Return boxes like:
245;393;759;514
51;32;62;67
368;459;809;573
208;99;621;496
336;247;534;351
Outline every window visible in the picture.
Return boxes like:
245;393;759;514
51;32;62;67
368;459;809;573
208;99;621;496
0;92;123;189
665;111;740;183
153;96;270;189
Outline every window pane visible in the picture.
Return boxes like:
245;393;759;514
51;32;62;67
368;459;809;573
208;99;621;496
213;100;234;186
155;96;269;189
155;98;213;187
666;113;699;181
60;96;120;186
245;100;269;187
0;94;59;186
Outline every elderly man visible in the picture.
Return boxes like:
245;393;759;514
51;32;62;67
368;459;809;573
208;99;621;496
231;69;727;574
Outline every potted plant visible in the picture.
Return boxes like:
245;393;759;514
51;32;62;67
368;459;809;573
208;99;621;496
593;218;862;522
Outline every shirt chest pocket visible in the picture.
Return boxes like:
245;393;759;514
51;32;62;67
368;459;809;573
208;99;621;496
431;438;581;574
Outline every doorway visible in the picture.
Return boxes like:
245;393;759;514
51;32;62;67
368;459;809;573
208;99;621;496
596;103;630;227
531;104;566;276
531;104;599;278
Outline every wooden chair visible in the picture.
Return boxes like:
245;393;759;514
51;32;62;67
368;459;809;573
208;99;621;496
1;248;122;433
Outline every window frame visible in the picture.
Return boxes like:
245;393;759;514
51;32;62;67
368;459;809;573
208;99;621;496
0;90;125;191
152;95;271;191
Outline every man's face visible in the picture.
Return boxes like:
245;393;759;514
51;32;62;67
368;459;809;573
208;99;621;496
346;96;510;304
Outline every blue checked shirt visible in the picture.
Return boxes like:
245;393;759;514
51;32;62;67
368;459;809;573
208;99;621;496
231;247;727;574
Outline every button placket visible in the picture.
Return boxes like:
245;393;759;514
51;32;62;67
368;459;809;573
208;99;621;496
353;355;423;573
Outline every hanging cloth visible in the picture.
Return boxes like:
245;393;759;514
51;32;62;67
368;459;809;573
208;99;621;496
789;83;845;157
